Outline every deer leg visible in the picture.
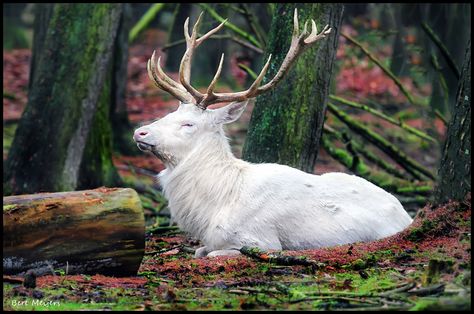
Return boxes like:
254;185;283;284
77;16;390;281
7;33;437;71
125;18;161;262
194;246;210;258
207;249;242;257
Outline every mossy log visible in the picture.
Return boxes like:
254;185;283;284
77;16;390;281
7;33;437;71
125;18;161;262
3;188;145;277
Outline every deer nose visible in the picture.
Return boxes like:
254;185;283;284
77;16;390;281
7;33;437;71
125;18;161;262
133;128;150;141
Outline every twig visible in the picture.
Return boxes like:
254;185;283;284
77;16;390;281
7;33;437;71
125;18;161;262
146;245;182;255
290;296;381;305
240;246;325;269
129;3;166;44
379;282;416;296
162;34;263;54
238;63;258;80
329;95;437;143
228;289;250;294
117;164;158;178
340;304;411;311
3;276;24;285
434;109;449;126
180;246;196;254
406;283;445;296
324;125;408;179
199;3;262;48
239;4;267;47
327;102;436;180
341;32;419;106
221;4;246;15
421;22;460;80
321;131;433;197
147;225;181;235
430;53;450;110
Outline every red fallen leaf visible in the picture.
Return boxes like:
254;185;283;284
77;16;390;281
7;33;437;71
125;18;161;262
325;266;337;272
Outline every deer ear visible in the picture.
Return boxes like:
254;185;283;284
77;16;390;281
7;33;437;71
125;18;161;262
213;100;249;124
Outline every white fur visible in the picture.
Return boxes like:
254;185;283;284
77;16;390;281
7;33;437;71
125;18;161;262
133;102;413;257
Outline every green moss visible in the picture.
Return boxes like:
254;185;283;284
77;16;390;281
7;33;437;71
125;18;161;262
3;204;18;212
243;3;341;172
407;219;435;242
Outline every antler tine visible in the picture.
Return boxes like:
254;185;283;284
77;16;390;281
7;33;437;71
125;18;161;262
305;21;331;44
199;8;331;107
256;9;331;93
247;54;272;95
147;9;331;109
203;53;225;105
292;8;299;38
179;50;204;103
179;12;229;105
197;18;227;47
147;51;194;103
146;13;228;106
154;55;187;92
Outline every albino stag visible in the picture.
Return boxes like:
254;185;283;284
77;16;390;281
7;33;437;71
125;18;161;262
133;10;413;257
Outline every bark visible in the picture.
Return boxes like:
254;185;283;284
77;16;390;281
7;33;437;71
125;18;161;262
110;4;138;155
3;188;145;277
434;40;471;204
4;4;123;195
28;4;53;90
165;3;192;71
242;3;343;173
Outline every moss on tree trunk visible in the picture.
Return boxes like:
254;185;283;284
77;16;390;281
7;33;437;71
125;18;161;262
242;3;343;172
3;4;123;195
435;40;471;204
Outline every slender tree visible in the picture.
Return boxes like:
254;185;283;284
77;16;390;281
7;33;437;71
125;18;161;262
110;3;138;155
4;4;123;195
242;3;343;173
434;40;471;204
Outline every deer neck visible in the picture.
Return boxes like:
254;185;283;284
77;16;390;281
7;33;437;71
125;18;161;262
159;131;247;239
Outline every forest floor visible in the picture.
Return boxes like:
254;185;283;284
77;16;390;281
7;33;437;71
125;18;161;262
3;26;469;311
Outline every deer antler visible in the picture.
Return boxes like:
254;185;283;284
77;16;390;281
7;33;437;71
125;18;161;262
147;9;331;110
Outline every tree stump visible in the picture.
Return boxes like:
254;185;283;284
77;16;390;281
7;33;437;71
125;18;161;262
3;187;145;277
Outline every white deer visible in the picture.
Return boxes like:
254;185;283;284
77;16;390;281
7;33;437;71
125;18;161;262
133;10;413;257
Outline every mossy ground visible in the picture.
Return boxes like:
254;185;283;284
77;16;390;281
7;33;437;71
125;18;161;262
3;193;471;311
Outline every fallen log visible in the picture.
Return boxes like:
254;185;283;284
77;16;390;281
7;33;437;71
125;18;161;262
3;187;145;277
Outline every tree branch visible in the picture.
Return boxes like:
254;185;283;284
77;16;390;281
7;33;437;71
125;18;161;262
240;246;325;269
161;34;263;54
327;102;436;180
421;22;460;80
341;32;419;106
321;132;433;196
199;3;262;48
129;3;165;43
324;125;408;179
329;95;437;143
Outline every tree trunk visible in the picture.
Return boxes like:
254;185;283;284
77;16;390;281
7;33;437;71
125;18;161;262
110;3;138;155
28;4;53;90
4;4;123;195
3;188;145;277
434;40;471;204
165;3;192;72
242;3;343;173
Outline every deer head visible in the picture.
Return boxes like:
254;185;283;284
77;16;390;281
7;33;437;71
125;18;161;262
133;9;331;166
